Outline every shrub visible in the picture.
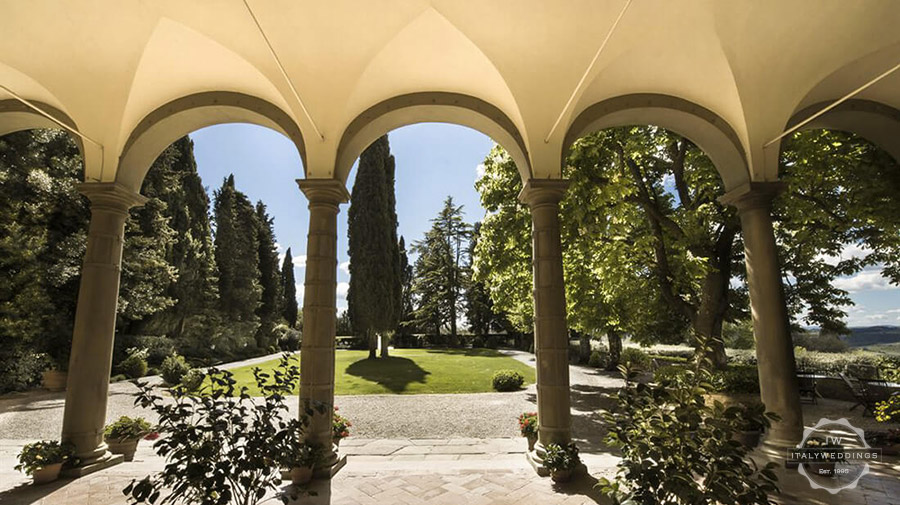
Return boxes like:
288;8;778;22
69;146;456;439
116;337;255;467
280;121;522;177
124;354;324;505
518;412;538;438
598;367;779;505
275;324;301;351
15;440;75;475
492;369;524;391
544;442;580;473
620;347;651;369
104;416;153;441
110;374;128;383
0;350;51;393
588;350;606;368
160;354;190;386
179;368;205;392
875;394;900;423
118;348;148;379
715;365;761;394
794;332;849;353
114;335;175;367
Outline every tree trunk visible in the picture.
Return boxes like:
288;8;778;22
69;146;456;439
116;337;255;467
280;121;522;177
577;330;591;365
380;333;390;358
606;330;622;371
694;271;729;369
367;330;376;359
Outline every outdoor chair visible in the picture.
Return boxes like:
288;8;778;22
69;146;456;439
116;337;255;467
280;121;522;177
840;373;887;417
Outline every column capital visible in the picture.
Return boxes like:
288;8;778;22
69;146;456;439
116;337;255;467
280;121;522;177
718;181;785;212
518;179;570;208
76;182;148;212
297;178;350;206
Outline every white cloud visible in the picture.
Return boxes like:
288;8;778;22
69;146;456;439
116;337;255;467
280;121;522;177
475;163;486;182
274;242;284;252
336;282;349;297
339;261;350;274
293;255;307;268
833;269;894;293
294;283;304;303
818;243;872;267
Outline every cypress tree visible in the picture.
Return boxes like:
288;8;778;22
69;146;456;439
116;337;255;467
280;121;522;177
347;135;401;359
213;175;261;325
254;201;283;349
281;247;299;328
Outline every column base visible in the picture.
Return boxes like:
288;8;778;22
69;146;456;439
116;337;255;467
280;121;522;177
61;452;124;478
526;444;587;478
313;452;347;479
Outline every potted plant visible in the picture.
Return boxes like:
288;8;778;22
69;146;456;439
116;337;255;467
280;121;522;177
103;416;155;462
284;442;323;485
332;407;351;447
544;442;580;483
732;402;767;448
41;353;67;392
518;412;538;451
803;437;843;477
15;440;75;484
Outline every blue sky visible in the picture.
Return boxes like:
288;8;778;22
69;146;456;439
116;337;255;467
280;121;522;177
189;123;899;327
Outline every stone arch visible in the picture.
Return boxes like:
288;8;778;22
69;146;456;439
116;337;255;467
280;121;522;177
563;94;749;190
785;99;900;163
117;91;306;192
335;92;532;184
0;99;85;159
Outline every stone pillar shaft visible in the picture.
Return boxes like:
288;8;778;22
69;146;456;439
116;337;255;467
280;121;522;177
297;179;349;471
61;183;146;470
520;180;571;449
721;182;802;448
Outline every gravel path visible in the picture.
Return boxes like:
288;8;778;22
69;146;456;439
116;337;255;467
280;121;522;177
0;350;622;443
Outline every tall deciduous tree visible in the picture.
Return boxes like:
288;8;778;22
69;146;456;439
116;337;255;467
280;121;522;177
396;236;415;338
281;247;299;328
347;135;401;359
411;196;471;344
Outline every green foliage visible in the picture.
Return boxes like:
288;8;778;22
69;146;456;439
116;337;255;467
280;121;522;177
348;135;401;358
543;443;580;473
118;348;149;379
254;201;284;350
620;347;651;369
124;354;325;505
715;365;760;394
588;350;607;368
491;369;524;391
280;248;299;328
875;394;900;423
104;416;153;441
0;351;51;393
723;320;755;350
598;367;778;505
15;440;75;475
179;368;205;392
160;353;190;385
518;412;538;437
793;331;849;353
214;175;262;324
332;407;351;440
411;196;472;341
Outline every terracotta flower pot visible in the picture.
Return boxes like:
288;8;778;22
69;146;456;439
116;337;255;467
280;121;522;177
32;462;63;485
42;370;67;392
550;469;572;483
289;466;313;485
107;439;139;462
526;434;537;452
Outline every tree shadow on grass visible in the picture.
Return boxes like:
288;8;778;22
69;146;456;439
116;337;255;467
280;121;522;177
423;348;503;357
344;356;431;393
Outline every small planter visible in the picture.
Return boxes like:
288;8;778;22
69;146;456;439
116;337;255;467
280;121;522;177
733;430;761;448
31;462;63;485
42;370;67;392
526;434;537;452
550;469;572;483
107;439;139;462
289;466;313;485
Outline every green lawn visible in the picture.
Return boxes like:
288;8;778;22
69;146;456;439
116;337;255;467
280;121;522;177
223;348;535;395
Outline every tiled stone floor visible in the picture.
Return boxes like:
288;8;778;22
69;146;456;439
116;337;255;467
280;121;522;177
2;438;898;505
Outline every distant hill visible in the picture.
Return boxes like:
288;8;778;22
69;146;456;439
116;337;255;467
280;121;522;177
843;326;900;347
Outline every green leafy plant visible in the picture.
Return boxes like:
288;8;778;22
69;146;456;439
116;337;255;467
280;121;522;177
598;359;779;505
15;440;75;475
492;369;524;391
118;347;149;379
544;442;580;473
588;350;606;368
332;407;351;441
620;347;651;370
179;368;205;392
875;394;900;423
123;353;325;505
518;412;538;438
104;416;154;441
160;353;190;386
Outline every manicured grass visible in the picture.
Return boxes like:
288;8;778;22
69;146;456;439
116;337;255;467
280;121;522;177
223;348;535;396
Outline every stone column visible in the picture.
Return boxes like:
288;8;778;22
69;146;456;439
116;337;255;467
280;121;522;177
519;179;571;475
297;178;349;477
720;182;802;449
61;182;147;476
